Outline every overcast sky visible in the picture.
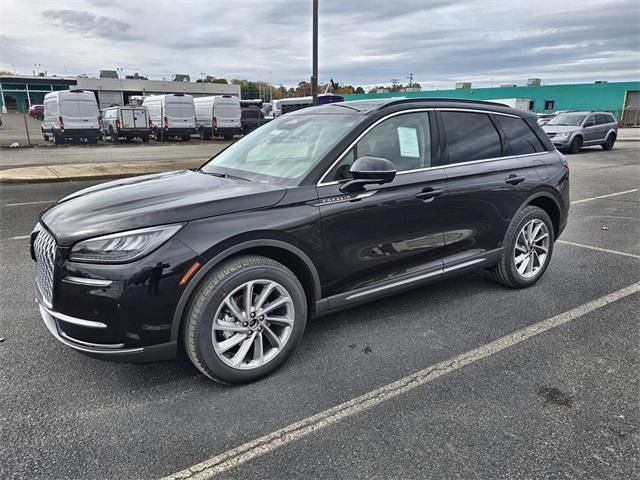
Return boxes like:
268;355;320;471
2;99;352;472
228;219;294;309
1;0;638;88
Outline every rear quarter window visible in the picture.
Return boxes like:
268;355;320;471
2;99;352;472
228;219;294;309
494;115;545;155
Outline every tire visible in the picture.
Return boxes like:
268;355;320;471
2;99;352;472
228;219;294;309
181;135;191;142
199;127;211;140
109;127;119;144
154;128;162;142
183;255;307;384
88;137;98;145
53;133;64;145
224;134;233;141
567;135;583;154
491;206;555;289
602;133;615;151
142;135;150;143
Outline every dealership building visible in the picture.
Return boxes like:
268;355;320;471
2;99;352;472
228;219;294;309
0;75;240;112
344;81;640;125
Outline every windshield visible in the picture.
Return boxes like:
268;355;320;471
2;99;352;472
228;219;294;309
547;113;586;126
201;113;359;185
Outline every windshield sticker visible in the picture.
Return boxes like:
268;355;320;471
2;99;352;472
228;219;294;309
397;127;420;158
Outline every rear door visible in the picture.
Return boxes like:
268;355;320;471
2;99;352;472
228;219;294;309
166;98;195;128
435;109;528;266
215;99;241;129
133;109;148;128
121;109;135;129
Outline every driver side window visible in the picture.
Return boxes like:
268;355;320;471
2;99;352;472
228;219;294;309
327;112;431;181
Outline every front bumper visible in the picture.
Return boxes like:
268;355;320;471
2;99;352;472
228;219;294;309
38;300;177;362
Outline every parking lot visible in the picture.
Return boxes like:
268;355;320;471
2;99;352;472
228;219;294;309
0;143;638;479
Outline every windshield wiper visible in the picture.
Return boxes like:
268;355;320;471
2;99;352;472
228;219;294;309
199;170;251;182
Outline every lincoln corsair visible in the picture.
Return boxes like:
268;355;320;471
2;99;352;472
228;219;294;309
32;98;569;383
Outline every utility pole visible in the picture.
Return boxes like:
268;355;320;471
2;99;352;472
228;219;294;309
391;78;400;91
311;0;318;105
407;73;414;88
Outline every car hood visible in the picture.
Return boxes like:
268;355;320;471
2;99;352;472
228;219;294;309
41;169;286;246
542;125;580;134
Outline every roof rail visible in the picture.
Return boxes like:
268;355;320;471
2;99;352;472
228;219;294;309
377;97;509;110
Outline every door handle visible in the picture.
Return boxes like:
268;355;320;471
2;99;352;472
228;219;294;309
505;175;526;185
415;188;444;201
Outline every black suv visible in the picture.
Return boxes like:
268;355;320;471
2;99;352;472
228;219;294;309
32;99;569;384
241;107;270;134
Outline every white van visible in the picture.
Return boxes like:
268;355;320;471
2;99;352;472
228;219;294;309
101;105;151;143
142;94;196;141
194;95;242;140
41;90;101;144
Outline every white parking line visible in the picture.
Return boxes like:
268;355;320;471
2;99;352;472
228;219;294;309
571;189;638;205
2;200;55;207
162;282;640;480
557;240;640;259
6;235;30;241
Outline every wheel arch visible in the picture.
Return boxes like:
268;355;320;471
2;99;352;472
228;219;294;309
170;239;322;342
519;191;562;237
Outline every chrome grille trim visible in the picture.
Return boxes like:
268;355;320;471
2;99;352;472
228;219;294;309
34;225;57;307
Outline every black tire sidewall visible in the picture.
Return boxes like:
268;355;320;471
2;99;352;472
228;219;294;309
188;261;307;383
569;136;582;154
502;207;555;288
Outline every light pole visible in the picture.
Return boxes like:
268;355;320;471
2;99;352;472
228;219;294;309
116;67;124;79
311;0;318;105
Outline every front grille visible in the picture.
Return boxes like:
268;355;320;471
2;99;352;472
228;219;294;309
34;226;57;306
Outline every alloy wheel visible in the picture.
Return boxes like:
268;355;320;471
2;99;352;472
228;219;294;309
513;219;550;279
211;279;295;370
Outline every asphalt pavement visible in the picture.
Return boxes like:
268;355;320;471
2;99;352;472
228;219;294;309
0;143;638;479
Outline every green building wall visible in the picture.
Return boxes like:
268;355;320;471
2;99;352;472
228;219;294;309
343;81;640;115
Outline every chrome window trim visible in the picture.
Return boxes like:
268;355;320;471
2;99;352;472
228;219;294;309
317;107;547;187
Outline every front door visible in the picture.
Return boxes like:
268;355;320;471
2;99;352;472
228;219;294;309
316;111;449;301
583;115;600;143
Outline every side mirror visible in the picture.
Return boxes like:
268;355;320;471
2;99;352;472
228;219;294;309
339;156;396;193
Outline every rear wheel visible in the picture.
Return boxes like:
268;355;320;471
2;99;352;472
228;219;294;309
181;135;191;142
53;133;64;145
109;127;119;144
602;133;615;151
567;135;583;154
491;206;554;289
183;255;307;384
153;128;162;142
224;134;233;141
142;135;150;143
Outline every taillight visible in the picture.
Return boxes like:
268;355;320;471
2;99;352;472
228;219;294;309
58;116;64;128
115;118;121;129
212;116;217;128
163;116;168;128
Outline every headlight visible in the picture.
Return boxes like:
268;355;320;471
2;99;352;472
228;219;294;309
69;223;184;263
555;132;571;139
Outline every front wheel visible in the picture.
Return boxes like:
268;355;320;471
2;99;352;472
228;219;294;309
567;136;583;154
602;134;615;151
183;255;307;384
491;206;555;289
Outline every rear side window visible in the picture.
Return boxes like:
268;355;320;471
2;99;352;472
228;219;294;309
596;114;614;125
494;115;545;155
441;111;501;164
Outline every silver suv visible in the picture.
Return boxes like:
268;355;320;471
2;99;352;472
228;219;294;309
543;111;618;153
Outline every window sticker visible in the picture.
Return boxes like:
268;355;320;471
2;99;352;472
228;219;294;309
397;127;420;158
